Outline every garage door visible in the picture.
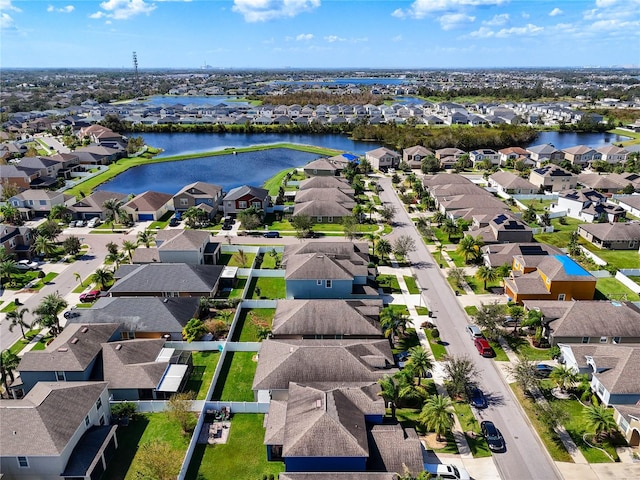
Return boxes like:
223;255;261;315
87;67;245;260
137;214;154;221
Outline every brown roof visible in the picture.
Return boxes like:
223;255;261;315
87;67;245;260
101;338;168;389
125;190;173;212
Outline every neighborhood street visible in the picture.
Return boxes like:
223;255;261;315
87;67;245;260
377;174;563;480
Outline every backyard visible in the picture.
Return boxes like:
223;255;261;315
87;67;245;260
230;308;276;342
247;277;286;299
184;351;221;400
210;351;258;402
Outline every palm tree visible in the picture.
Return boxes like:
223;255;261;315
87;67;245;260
364;201;377;222
475;265;497;290
441;218;460;241
232;249;249;267
48;204;70;223
32;235;57;259
121;240;137;262
74;272;84;287
0;204;22;225
1;350;20;397
32;292;67;337
418;394;454;442
432;211;446;225
550;366;578;393
0;259;18;287
456;235;483;263
106;251;126;269
5;307;31;339
102;198;127;231
376;238;392;262
406;346;434;386
91;267;114;290
352;204;365;223
583;404;617;442
377;374;402;420
137;229;155;248
496;262;512;285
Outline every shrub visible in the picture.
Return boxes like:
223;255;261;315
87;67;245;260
111;401;137;419
431;327;440;339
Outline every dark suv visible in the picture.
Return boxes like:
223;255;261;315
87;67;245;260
481;421;505;452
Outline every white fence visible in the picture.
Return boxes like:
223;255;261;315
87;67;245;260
620;269;640;276
589;270;611;278
531;226;555;234
579;246;607;266
241;299;278;309
513;194;558;201
615;271;640;294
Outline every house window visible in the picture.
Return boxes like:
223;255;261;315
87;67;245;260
39;200;46;206
316;280;322;286
326;280;332;288
96;397;102;411
582;337;589;343
17;456;29;468
313;169;318;174
179;198;188;206
557;293;565;301
317;216;322;223
238;201;247;209
85;415;90;426
613;336;621;344
252;201;262;208
599;336;608;343
327;216;333;223
55;371;65;381
121;331;129;340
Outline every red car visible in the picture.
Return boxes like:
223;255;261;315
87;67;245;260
79;290;101;303
474;338;494;357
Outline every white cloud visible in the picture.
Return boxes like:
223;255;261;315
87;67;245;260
296;33;313;41
495;23;543;37
596;0;618;6
0;12;16;29
521;12;530;18
91;0;156;21
393;0;507;20
232;0;320;23
324;35;345;42
48;5;75;13
469;26;494;38
392;34;403;42
549;7;562;16
0;0;21;12
439;13;475;30
484;13;508;25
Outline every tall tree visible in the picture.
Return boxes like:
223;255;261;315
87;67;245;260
456;234;483;263
441;218;460;241
0;259;18;287
62;235;82;256
32;235;57;259
133;441;181;480
475;265;497;290
583;404;617;441
418;394;454;442
291;214;313;238
48;204;70;223
91;267;114;290
550;366;578;393
1;350;20;397
32;292;67;337
5;307;31;339
137;229;155;247
166;391;197;435
378;374;401;420
442;355;479;399
508;358;539;395
121;240;137;262
379;204;397;224
393;235;417;261
102;198;128;231
406;346;433;386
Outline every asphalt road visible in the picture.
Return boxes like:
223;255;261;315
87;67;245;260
377;175;562;480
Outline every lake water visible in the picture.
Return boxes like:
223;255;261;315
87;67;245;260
533;131;629;150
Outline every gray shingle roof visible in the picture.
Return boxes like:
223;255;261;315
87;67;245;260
293;200;353;218
367;423;423;475
109;263;223;295
101;338;168;389
124;190;173;211
282;241;370;281
224;185;269;201
0;382;108;456
579;222;640;242
538;301;640;338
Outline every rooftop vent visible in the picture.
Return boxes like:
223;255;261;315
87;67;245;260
115;344;122;350
57;347;68;352
315;399;322;408
70;338;79;344
81;327;89;333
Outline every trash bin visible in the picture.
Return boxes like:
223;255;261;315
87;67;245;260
14;298;21;305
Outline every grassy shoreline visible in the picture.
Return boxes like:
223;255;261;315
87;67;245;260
66;143;343;197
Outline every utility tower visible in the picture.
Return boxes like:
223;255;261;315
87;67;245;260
132;51;140;93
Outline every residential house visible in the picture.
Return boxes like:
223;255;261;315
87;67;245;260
0;164;50;190
74;144;124;165
434;148;466;169
282;241;378;299
0;382;116;480
468;211;533;244
612;405;640;447
298;176;355;196
13;323;121;397
615;196;640;217
562;145;600;167
498;147;533;167
481;242;562;269
223;185;270;217
529;165;577;192
577;173;630;194
526;143;564;167
172;181;223;216
8;189;75;219
132;229;220;265
109;263;224;298
0;225;35;260
596;145;629;165
488;171;538;195
551;188;626;222
102;338;192;400
578;222;640;250
608;172;640;193
252;339;396;401
365;148;400;171
558;343;640;406
69;190;128;221
469;149;500;168
402;145;434;169
271;299;383;339
44;153;82;180
66;296;201;341
292;200;353;224
123;190;174;222
16;156;63;179
504;254;596;303
303;158;340;177
523;300;640;346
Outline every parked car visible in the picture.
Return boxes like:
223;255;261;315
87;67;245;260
16;259;39;271
394;351;410;368
465;324;484;340
79;290;101;303
87;217;101;228
75;219;86;227
263;231;280;238
423;463;471;480
221;223;233;230
535;364;555;378
468;386;488;409
502;315;521;328
224;216;235;225
474;337;494;357
481;420;505;452
169;217;180;227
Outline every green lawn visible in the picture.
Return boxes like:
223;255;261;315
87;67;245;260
72;276;94;293
415;306;430;316
258;251;282;269
31;272;58;290
149;210;174;229
377;274;401;293
396;407;459;454
247;277;286;299
424;328;447;360
7;329;42;355
595;277;640;301
534;217;584;248
487;339;509;362
464;306;479;317
452;401;492;458
510;384;573;462
231;308;276;342
184;351;221;400
263;167;298;195
446;249;468;268
403;275;419;294
446;277;466;296
219;252;257;268
211;352;257;402
502;334;553;361
465;276;501;295
387;304;410;316
583;244;640;269
185;414;284;480
102;413;191;480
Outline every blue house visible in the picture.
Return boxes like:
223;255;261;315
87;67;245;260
282;241;378;299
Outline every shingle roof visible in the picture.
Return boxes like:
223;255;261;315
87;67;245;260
155;229;211;251
173;181;222;198
109;263;223;294
283;241;370;281
18;323;120;372
272;299;383;337
293;200;353;218
367;423;423;475
252;339;396;391
489;171;537;191
580;221;640;243
0;382;108;456
101;338;168;389
295;188;354;204
71;190;128;212
124;190;173;212
304;158;339;172
224;185;269;201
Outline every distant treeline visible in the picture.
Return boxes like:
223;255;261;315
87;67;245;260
249;91;392;106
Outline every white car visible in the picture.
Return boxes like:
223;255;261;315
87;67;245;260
423;463;471;480
87;218;101;228
465;324;484;340
16;259;39;271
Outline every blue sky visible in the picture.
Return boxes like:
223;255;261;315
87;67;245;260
1;0;638;69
